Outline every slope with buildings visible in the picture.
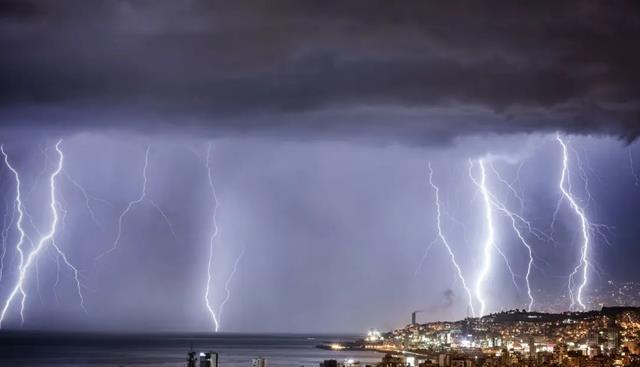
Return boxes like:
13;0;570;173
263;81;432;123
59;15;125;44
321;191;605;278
360;307;640;367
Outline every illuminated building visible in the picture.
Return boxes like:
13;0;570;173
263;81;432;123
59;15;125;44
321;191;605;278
366;329;383;342
608;325;620;352
199;352;218;367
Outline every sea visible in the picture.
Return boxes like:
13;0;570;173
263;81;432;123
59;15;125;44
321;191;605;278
0;332;383;367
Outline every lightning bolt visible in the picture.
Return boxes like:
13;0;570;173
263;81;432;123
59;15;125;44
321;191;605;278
485;163;537;311
147;199;178;241
556;133;591;310
20;209;49;304
0;140;86;328
96;145;176;259
49;238;87;314
467;160;543;312
469;159;495;317
570;145;594;207
63;172;106;229
550;193;564;242
58;200;69;232
218;246;245;327
493;244;521;293
628;147;640;187
489;163;525;214
1;145;27;324
96;146;150;259
204;142;220;332
53;254;61;304
426;162;476;317
0;197;16;282
414;237;438;278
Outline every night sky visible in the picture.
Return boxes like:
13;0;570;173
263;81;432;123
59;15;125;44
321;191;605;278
0;1;639;333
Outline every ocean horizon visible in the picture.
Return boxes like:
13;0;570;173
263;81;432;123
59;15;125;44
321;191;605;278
0;331;382;367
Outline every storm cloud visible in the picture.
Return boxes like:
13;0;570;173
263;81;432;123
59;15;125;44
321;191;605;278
0;0;639;142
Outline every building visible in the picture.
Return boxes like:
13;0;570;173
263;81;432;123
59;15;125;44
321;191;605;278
607;325;620;352
321;360;338;367
438;354;450;367
366;329;384;343
554;343;568;364
199;352;218;367
187;351;198;367
528;337;536;359
450;358;474;367
378;354;404;367
252;357;267;367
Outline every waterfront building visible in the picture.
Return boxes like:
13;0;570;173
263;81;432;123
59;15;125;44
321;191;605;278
188;351;198;367
199;352;218;367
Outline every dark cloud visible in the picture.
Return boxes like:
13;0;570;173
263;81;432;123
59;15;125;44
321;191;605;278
0;0;41;19
0;0;639;142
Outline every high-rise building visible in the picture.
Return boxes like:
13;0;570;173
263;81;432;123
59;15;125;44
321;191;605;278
528;337;536;358
554;343;568;364
607;325;620;352
411;310;425;325
199;352;218;367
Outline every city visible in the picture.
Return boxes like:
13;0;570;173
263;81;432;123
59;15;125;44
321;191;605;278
323;307;640;367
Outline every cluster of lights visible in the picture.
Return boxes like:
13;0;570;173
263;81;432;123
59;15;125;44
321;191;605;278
366;329;384;342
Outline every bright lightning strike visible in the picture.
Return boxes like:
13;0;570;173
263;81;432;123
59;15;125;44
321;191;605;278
485;163;536;311
468;160;542;311
50;238;87;314
427;162;476;317
556;133;591;310
1;145;28;324
204;142;220;332
0;140;86;328
218;246;245;327
469;159;495;317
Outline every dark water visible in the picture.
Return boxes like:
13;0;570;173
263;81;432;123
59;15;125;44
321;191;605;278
0;332;383;367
